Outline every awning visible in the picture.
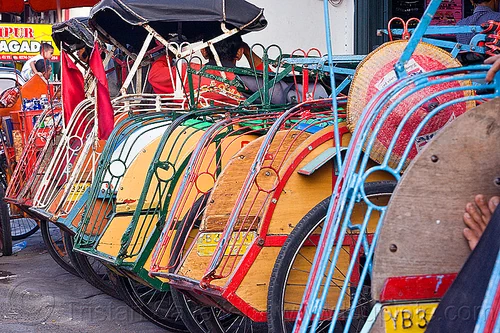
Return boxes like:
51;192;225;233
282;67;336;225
0;0;25;13
52;17;94;52
90;0;267;51
29;0;100;12
0;0;100;14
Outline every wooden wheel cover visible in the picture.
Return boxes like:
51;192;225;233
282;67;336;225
372;98;500;299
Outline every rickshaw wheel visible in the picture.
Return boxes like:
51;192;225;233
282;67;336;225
0;159;39;241
203;310;268;333
39;220;80;277
62;230;121;299
267;181;396;333
114;275;188;332
171;288;212;332
0;186;12;256
171;285;266;333
11;217;39;240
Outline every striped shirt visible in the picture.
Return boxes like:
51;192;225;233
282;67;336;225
457;6;500;45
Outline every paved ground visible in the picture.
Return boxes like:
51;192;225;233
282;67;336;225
0;231;165;333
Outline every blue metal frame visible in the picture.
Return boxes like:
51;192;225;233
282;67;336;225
294;65;499;333
292;1;500;330
379;26;487;57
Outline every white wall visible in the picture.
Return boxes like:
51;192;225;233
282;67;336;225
66;1;355;57
68;7;91;18
243;0;355;56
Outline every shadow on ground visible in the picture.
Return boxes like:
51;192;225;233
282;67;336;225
0;231;165;333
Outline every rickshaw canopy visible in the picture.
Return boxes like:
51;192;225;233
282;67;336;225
52;17;94;52
89;0;267;51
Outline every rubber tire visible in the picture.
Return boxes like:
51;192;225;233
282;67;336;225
0;186;12;256
267;181;396;333
63;230;121;299
39;219;80;277
114;274;188;332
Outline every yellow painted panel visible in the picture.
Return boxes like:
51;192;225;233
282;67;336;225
140;228;199;283
235;245;351;312
176;232;229;288
96;214;157;262
116;125;202;212
383;303;438;333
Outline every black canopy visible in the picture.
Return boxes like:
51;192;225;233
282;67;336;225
89;0;267;51
52;17;94;52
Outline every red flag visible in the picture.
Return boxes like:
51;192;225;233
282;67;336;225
61;51;85;125
89;42;114;140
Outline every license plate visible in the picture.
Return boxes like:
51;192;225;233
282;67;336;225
197;232;256;257
68;182;91;201
384;302;438;333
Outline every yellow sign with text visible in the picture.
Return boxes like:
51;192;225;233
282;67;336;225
384;303;438;333
0;24;60;61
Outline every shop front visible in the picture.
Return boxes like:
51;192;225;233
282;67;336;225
355;0;475;54
0;23;60;78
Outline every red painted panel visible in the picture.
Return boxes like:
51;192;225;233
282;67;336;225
379;273;457;302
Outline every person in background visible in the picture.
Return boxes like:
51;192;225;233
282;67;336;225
34;59;52;83
21;43;54;81
457;0;500;45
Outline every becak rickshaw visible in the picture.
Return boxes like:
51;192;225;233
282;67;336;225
69;0;282;328
5;16;137;289
290;1;500;332
26;15;182;294
71;0;363;331
0;53;63;257
2;17;96;273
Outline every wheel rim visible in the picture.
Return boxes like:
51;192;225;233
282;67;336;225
205;307;268;333
10;217;38;239
124;278;186;331
45;222;72;266
279;190;393;332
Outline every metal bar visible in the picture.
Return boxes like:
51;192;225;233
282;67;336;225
378;25;483;36
120;32;154;95
298;147;348;176
94;25;136;61
322;0;342;170
336;76;352;94
281;55;366;65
